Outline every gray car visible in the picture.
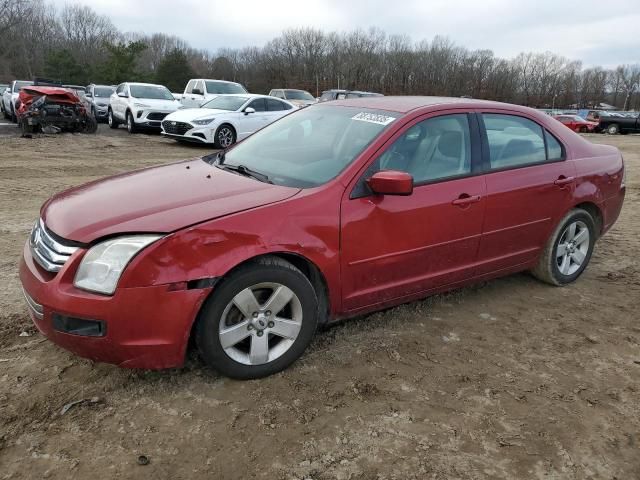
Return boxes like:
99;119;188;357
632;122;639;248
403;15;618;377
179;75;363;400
85;84;116;122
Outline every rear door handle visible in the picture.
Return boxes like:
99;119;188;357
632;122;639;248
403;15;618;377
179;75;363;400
554;176;575;186
452;194;481;206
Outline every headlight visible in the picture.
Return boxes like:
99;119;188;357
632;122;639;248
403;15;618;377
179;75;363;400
192;117;216;125
134;102;150;108
74;235;162;295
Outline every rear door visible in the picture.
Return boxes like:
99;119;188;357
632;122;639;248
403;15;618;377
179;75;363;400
475;111;576;275
340;111;486;311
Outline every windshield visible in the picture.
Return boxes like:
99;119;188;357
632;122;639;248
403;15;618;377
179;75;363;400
284;90;314;101
14;81;33;92
205;81;247;94
220;105;397;188
130;85;174;100
95;86;115;97
202;96;248;111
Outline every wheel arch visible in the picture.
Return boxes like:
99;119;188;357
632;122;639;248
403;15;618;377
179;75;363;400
573;201;603;237
184;251;332;362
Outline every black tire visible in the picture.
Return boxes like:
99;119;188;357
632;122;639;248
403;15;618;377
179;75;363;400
10;105;17;123
531;208;596;286
126;111;137;134
83;115;98;134
195;256;319;379
606;124;619;135
108;109;119;129
213;124;236;149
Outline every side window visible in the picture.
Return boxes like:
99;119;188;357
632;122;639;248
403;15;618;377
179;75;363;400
248;98;267;112
273;90;285;99
376;114;472;184
482;114;547;169
336;93;346;100
319;92;332;102
266;98;285;111
115;84;124;95
185;80;195;93
545;130;564;161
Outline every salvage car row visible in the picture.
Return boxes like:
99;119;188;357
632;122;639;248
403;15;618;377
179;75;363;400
1;77;386;145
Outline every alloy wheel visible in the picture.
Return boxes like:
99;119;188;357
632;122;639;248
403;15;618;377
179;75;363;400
556;220;590;276
218;282;303;365
218;127;234;147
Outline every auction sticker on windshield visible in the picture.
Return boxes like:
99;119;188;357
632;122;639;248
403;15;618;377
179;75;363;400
352;112;396;126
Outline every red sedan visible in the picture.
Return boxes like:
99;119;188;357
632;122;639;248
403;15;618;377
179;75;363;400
20;97;626;379
553;114;599;133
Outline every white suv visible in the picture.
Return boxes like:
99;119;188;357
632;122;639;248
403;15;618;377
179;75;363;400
108;82;180;133
2;80;34;122
180;79;247;108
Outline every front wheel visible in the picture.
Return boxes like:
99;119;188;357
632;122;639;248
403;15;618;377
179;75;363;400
126;111;137;134
531;209;596;286
213;124;236;149
108;109;119;129
195;257;318;379
607;124;620;135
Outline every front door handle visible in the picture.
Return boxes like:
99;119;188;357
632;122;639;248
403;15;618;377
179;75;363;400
554;176;575;186
452;194;481;206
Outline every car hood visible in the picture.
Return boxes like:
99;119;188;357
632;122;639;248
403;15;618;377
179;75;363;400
165;108;234;122
289;99;315;106
42;158;301;244
133;98;180;110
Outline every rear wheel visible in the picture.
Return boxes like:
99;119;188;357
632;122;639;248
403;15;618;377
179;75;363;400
531;209;596;286
108;109;119;129
195;257;318;379
213;124;236;149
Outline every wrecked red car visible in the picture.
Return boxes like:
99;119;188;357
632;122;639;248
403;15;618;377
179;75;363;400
17;86;97;135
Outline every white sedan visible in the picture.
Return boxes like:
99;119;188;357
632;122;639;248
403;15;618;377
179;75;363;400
161;94;296;148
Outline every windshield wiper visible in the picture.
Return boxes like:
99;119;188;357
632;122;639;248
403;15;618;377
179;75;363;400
217;163;272;184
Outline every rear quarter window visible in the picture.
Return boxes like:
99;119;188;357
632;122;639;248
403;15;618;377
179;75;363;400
482;114;564;169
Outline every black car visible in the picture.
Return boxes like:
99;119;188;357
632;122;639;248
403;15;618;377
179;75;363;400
598;112;640;135
318;89;383;102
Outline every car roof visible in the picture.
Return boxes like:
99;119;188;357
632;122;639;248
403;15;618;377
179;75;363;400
197;79;242;84
126;82;169;87
325;95;524;114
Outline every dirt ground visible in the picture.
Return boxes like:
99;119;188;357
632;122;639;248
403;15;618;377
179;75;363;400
0;124;638;479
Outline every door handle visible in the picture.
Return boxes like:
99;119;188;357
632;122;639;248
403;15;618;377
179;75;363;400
554;176;575;186
452;194;481;206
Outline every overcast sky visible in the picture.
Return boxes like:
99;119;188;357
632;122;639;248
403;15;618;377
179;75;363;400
64;0;639;68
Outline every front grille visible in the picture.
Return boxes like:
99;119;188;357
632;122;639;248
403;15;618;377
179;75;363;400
162;120;192;135
148;112;168;121
22;288;43;320
29;219;78;273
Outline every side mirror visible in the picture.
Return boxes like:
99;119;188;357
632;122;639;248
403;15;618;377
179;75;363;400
192;88;203;95
367;170;413;196
117;92;128;98
244;107;255;115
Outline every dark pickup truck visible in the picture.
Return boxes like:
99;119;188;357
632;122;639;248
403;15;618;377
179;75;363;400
598;112;640;135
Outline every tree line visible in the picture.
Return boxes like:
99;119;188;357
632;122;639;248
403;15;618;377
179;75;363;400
1;0;639;110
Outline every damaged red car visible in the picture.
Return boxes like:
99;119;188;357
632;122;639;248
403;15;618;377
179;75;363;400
20;97;625;379
17;86;97;135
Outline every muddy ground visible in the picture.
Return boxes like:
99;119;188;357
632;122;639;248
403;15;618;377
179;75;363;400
0;124;638;479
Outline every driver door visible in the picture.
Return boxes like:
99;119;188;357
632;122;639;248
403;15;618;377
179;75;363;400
340;112;486;311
